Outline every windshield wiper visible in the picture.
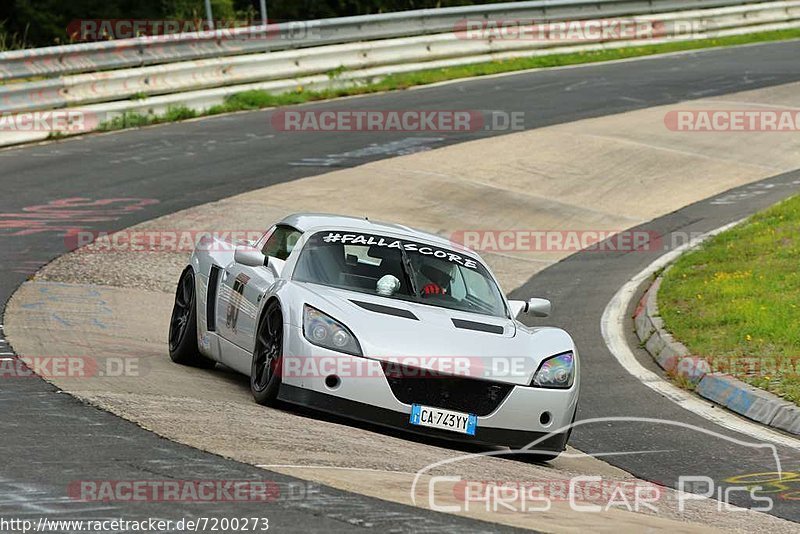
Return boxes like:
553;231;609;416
398;245;419;296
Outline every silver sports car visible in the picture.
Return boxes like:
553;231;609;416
169;213;579;458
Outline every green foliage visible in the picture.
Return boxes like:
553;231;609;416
660;195;800;405
0;1;513;49
98;105;195;130
327;65;348;80
166;0;236;20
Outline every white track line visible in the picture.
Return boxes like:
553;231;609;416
601;220;800;450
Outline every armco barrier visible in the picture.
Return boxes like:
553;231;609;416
1;1;799;147
0;0;762;82
4;1;799;115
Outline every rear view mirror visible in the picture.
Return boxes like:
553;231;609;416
234;246;266;267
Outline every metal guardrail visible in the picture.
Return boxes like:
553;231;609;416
0;0;763;81
2;1;797;116
0;1;798;148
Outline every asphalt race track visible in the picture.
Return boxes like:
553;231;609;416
511;169;800;522
1;40;800;528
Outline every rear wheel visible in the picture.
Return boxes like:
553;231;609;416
168;268;215;368
251;300;283;405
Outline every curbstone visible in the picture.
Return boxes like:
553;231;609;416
635;305;655;341
635;275;799;436
771;405;800;434
645;278;661;319
650;315;664;331
673;355;710;383
655;344;682;375
645;329;667;359
695;373;792;426
696;373;744;407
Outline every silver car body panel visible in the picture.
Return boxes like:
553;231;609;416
186;213;580;440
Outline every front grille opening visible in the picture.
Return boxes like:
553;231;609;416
381;362;512;417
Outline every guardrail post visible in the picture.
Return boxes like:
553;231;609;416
205;0;215;31
260;0;269;27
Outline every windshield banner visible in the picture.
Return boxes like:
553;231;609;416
319;232;479;269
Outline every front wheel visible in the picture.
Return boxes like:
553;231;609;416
168;268;215;368
251;300;283;405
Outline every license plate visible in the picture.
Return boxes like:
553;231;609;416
409;404;477;436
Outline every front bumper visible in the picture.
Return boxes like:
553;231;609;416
281;325;579;450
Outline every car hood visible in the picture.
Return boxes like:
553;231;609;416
287;282;575;386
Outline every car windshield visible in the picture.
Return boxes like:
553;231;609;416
292;231;508;318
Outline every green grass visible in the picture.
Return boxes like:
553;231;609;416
93;27;800;132
659;195;800;405
98;106;198;130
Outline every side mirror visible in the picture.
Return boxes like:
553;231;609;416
266;256;286;278
526;298;551;317
509;298;552;318
509;300;526;317
234;245;266;267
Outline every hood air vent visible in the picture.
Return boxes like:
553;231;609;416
452;318;504;334
351;300;419;320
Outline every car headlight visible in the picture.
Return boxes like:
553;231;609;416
303;305;362;356
532;351;575;388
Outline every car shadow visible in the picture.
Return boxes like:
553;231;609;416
206;361;556;464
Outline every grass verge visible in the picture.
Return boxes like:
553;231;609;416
659;195;800;405
97;27;800;131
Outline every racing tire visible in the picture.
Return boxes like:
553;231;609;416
251;300;283;406
168;268;215;368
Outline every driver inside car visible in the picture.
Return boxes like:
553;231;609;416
418;263;453;298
